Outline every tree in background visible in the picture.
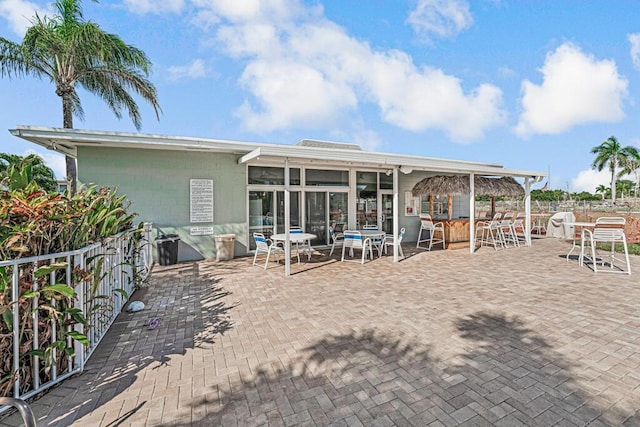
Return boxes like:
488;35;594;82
0;0;161;195
591;136;640;204
0;152;57;193
595;184;610;200
618;154;640;198
616;179;635;200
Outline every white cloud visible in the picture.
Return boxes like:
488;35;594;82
195;0;504;141
515;43;628;137
571;168;612;193
350;129;382;152
0;0;50;35
629;33;640;70
366;53;505;140
407;0;473;42
167;59;208;81
236;59;358;132
122;0;184;15
24;149;65;179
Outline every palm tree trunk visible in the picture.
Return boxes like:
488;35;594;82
611;167;617;205
62;94;77;196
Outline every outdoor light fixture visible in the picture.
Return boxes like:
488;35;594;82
399;166;413;174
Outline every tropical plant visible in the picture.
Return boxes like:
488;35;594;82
595;184;610;200
0;162;142;396
0;0;161;195
591;136;640;204
0;153;57;193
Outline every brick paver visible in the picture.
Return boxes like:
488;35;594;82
2;238;640;426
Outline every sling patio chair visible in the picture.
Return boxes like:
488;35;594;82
383;227;406;259
475;212;503;250
416;214;445;251
252;232;285;269
341;230;373;264
329;225;344;256
581;217;631;274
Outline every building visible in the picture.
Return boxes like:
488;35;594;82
11;126;546;265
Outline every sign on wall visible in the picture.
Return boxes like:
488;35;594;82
404;191;420;216
190;226;214;235
190;179;214;223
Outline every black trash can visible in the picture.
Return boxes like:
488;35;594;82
157;234;180;266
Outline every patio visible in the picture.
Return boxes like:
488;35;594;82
2;238;640;426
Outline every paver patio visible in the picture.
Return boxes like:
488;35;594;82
2;238;640;426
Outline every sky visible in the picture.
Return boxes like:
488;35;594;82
1;0;640;193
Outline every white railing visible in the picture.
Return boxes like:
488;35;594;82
0;223;153;409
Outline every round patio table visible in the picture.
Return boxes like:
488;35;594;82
270;232;317;262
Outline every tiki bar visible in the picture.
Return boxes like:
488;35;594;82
411;175;525;249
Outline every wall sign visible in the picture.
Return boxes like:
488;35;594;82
404;191;420;216
190;226;214;236
190;179;214;223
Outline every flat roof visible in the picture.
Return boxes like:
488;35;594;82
10;126;546;178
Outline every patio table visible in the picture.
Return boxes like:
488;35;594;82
564;222;595;265
531;213;551;235
271;232;317;262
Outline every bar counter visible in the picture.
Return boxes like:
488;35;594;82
432;218;489;249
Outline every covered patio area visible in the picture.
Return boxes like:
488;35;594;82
2;239;639;426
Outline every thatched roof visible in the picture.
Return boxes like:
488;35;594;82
412;175;524;197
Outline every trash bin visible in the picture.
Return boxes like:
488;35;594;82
157;234;180;266
215;234;236;261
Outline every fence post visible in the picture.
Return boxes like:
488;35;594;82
74;252;86;370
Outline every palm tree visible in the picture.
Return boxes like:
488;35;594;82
591;136;640;204
0;152;57;192
618;153;640;198
0;0;161;194
595;184;609;200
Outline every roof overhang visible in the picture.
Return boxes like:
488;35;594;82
239;146;546;179
9;126;269;157
9;126;546;180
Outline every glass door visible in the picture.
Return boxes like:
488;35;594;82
276;191;301;232
356;171;378;229
329;192;348;237
380;192;394;233
305;192;326;244
249;191;275;250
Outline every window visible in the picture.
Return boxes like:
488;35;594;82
379;172;393;189
248;166;300;185
305;169;349;186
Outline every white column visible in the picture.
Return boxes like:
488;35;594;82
469;173;475;253
284;159;291;276
524;177;532;246
393;168;399;262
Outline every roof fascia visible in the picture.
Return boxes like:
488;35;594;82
239;146;546;179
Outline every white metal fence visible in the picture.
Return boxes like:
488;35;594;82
0;223;153;409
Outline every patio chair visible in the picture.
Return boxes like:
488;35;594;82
512;212;526;244
582;217;630;274
384;227;405;259
252;233;284;269
499;212;519;248
329;226;344;256
416;214;445;250
341;230;373;263
475;212;503;250
361;225;385;256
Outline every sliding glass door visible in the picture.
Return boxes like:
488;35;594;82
305;192;326;244
249;190;300;249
